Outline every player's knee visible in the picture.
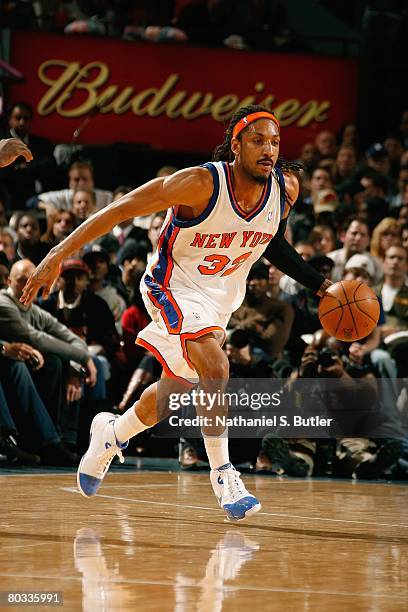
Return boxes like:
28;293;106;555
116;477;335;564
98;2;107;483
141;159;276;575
198;352;229;382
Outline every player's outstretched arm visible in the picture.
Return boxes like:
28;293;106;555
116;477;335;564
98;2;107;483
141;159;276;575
20;166;213;305
0;138;33;167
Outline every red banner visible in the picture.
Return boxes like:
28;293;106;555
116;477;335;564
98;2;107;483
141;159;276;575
9;31;358;158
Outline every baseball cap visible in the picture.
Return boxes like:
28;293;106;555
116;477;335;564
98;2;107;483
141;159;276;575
314;189;339;214
308;254;334;273
59;258;90;276
344;253;375;279
82;244;110;266
248;262;269;280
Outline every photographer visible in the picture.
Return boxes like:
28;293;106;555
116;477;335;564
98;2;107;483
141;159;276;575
257;339;397;478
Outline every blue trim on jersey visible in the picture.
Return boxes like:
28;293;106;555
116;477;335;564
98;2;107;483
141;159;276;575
171;162;220;228
222;162;271;222
144;274;181;331
144;219;183;332
150;219;174;285
274;166;286;219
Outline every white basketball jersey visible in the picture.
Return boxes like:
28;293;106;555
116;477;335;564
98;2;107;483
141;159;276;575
143;161;284;328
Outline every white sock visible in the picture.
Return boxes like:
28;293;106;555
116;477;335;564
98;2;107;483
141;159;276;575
114;406;149;444
203;430;230;470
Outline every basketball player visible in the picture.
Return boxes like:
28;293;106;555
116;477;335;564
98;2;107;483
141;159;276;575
21;105;331;521
0;138;33;167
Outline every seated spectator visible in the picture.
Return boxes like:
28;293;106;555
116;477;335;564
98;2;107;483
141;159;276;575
36;159;112;212
111;185;148;246
229;262;294;359
298;142;317;173
225;328;274;378
0;343;77;466
327;216;383;284
401;222;408;249
41;209;76;248
0;259;97;435
289;167;332;243
118;241;148;295
39;258;119;361
390;167;408;210
308;224;336;255
82;245;127;332
331;146;358;186
15;213;51;265
0;102;57;210
0;254;9;289
337;123;360;155
370;218;402;260
121;271;150;371
279;240;315;295
0;229;16;265
147;212;166;263
71;189;97;226
379;245;408;334
378;246;408;377
175;0;229;46
314;129;337;161
384;136;404;178
312;188;339;226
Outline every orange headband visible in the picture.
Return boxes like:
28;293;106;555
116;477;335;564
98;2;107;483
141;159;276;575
232;111;280;139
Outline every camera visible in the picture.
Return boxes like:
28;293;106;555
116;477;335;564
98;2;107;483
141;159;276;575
317;348;336;369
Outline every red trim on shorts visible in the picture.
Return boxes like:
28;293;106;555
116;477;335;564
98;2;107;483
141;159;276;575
180;326;226;371
136;337;194;386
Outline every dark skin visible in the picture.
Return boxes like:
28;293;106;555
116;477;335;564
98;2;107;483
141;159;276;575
21;119;298;304
0;138;33;167
20;118;315;434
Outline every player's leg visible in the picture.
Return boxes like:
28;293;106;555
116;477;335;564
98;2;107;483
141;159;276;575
185;334;261;521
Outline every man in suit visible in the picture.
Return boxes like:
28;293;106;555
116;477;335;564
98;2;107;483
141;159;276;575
0;102;57;209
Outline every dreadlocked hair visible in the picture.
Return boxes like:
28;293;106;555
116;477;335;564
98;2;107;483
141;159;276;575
212;104;304;175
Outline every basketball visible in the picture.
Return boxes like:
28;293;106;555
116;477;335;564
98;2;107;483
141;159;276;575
318;280;380;342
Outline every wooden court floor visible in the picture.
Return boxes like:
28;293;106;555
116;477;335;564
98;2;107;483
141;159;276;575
0;470;407;611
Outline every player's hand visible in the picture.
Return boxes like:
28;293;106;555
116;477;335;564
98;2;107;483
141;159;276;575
316;278;333;298
0;138;33;167
20;251;62;305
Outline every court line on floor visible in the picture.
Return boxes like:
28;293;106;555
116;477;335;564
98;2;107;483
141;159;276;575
60;487;408;529
0;571;406;600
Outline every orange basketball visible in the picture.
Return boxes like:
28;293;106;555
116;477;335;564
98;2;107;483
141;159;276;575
318;280;380;342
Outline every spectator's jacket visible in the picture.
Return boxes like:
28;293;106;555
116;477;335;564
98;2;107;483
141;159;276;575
0;289;90;365
379;282;408;330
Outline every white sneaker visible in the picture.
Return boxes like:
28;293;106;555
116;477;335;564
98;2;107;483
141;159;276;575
77;412;128;498
210;462;261;521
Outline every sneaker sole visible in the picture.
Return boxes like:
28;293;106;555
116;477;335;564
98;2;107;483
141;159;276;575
226;502;262;522
77;454;91;498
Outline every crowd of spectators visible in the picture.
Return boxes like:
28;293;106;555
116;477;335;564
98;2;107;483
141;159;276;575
0;96;407;480
0;1;302;52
